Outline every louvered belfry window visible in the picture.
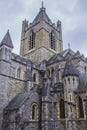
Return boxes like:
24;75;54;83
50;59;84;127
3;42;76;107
50;31;55;50
29;31;35;50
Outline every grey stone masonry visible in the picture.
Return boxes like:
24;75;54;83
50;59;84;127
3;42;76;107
0;4;87;130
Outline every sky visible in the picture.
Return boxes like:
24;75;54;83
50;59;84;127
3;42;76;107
0;0;87;57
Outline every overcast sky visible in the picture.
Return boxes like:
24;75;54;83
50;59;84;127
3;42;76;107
0;0;87;57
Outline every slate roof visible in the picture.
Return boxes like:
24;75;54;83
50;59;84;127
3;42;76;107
47;53;64;65
12;53;33;66
5;92;30;110
32;6;52;25
73;51;81;58
47;48;87;65
0;30;13;48
75;74;87;92
47;49;75;65
60;49;75;57
62;58;79;78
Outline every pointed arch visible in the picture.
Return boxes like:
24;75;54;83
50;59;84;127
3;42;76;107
16;67;24;79
76;96;84;119
31;103;38;120
17;68;21;78
59;98;65;119
33;73;36;82
50;67;54;76
29;30;35;50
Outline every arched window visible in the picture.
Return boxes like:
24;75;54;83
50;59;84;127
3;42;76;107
31;103;38;120
29;31;35;50
17;68;21;78
33;73;36;82
73;77;75;84
59;99;65;119
77;96;84;119
68;78;70;84
16;67;24;79
50;67;54;76
50;31;55;50
84;66;87;73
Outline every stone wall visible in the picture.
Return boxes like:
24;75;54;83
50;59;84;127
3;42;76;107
0;75;9;130
8;78;25;101
25;46;55;64
35;28;50;48
3;90;40;130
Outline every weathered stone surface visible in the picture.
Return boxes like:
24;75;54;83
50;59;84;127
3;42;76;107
0;4;87;130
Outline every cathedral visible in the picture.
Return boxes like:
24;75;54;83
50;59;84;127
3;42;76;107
0;4;87;130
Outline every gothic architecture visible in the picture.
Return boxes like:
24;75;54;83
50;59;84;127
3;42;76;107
0;4;87;130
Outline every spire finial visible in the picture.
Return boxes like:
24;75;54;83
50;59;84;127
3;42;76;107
41;1;44;8
7;29;9;32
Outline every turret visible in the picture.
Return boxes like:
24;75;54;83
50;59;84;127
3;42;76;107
62;58;79;91
62;58;79;130
0;30;14;129
20;19;28;56
21;19;28;39
57;20;62;41
0;30;13;74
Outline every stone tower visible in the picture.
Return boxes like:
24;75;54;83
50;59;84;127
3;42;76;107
62;58;79;130
0;30;13;129
20;4;63;64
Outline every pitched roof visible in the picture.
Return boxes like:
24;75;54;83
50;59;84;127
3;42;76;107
5;92;30;110
62;58;79;78
60;49;75;57
47;54;64;65
73;51;81;58
0;30;13;48
75;74;87;93
78;74;87;90
32;6;52;25
47;49;75;65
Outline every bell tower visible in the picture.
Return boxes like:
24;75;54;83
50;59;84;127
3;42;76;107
20;3;63;63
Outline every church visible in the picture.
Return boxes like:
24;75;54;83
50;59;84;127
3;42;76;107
0;3;87;130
